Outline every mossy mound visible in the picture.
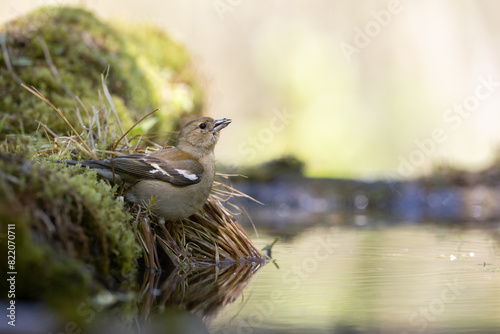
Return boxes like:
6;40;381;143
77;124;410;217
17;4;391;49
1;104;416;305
0;6;265;327
0;6;203;141
0;152;139;316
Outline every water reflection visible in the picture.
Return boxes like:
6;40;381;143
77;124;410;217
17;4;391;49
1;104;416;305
136;263;264;331
210;223;500;334
8;221;498;334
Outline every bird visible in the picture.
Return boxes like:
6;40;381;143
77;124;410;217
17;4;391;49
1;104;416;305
65;117;231;220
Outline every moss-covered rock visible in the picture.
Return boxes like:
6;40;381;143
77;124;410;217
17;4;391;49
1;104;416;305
0;7;265;326
0;6;203;140
0;153;140;315
0;5;205;320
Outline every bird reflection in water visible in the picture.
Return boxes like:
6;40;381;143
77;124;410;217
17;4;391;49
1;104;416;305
136;263;265;332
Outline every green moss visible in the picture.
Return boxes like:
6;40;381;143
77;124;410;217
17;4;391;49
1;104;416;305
0;153;140;314
60;165;141;282
0;6;202;141
118;22;204;135
0;6;213;320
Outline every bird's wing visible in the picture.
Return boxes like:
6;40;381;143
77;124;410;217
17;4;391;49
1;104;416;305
85;149;204;186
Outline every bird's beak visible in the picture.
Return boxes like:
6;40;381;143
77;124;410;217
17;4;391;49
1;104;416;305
214;118;231;132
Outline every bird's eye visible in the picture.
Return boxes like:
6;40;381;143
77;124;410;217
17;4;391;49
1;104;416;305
199;123;207;129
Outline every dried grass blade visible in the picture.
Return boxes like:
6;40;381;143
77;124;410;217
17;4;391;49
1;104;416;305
112;109;159;152
1;32;24;86
101;73;129;150
21;84;96;159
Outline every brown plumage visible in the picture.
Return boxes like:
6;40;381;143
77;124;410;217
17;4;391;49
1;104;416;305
66;117;231;220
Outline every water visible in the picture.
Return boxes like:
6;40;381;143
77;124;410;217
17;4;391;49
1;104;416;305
208;223;500;334
6;220;499;334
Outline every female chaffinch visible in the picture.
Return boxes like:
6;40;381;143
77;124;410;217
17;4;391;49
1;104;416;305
66;117;231;220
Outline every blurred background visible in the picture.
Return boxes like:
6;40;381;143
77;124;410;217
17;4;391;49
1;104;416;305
2;3;500;334
2;0;500;179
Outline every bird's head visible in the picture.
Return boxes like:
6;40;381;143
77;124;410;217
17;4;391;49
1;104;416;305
176;117;231;158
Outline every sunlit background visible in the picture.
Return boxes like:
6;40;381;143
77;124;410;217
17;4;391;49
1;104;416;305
2;3;500;334
2;0;500;178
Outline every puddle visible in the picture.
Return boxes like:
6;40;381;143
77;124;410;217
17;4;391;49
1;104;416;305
5;221;499;334
209;223;500;333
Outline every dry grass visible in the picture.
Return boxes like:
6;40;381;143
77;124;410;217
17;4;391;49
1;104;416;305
23;78;266;271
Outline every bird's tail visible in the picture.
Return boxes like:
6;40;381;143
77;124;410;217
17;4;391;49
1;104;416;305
60;160;103;169
64;160;83;166
52;159;89;167
56;159;119;183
